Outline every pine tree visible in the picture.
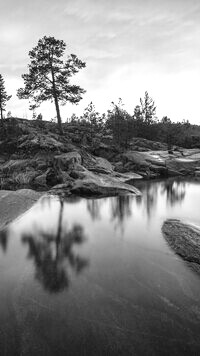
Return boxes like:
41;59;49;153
0;75;12;120
140;91;156;124
17;36;86;134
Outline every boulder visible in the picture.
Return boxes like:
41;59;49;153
34;173;48;187
162;219;200;274
122;151;166;170
46;168;63;187
55;151;82;170
166;157;200;174
71;178;141;197
50;170;141;198
87;156;113;174
149;165;168;176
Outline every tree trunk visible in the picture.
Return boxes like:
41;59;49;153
0;107;3;120
56;198;64;260
50;63;63;135
0;97;3;120
54;95;63;135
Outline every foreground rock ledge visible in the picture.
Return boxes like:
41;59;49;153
0;189;42;229
162;219;200;274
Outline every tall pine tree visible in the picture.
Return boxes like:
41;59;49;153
17;36;86;134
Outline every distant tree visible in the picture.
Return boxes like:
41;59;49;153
37;113;43;121
29;103;37;119
181;119;190;129
106;98;133;148
70;113;79;123
82;102;103;127
140;91;156;124
161;116;173;150
17;36;86;134
133;104;144;136
6;111;12;118
134;105;143;120
161;116;171;124
0;74;12;120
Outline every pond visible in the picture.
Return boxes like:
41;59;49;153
0;179;200;355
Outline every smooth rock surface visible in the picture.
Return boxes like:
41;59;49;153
162;219;200;273
0;189;42;229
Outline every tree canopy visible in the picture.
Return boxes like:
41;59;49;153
0;74;11;120
17;36;86;133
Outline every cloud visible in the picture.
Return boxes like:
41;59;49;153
0;0;200;122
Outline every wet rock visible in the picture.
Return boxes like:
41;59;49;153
162;219;200;274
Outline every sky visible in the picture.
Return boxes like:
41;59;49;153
0;0;200;123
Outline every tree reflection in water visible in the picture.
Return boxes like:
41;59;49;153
0;229;8;252
135;182;159;219
110;195;133;223
87;199;102;221
161;179;186;206
21;198;89;293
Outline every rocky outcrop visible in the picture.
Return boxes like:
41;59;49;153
116;149;200;178
129;137;168;151
162;219;200;274
1;118;200;195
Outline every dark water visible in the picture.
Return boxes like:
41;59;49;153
1;179;200;355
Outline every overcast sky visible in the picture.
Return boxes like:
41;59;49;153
1;0;200;123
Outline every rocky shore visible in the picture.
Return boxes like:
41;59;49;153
1;118;200;197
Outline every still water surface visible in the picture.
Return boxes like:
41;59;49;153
1;179;200;355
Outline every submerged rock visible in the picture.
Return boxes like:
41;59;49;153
162;219;200;274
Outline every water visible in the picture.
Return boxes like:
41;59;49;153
1;179;200;355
